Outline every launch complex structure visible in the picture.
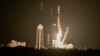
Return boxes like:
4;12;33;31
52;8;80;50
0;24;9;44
35;5;74;50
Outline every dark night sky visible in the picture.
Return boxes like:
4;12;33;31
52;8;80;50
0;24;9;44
0;0;100;49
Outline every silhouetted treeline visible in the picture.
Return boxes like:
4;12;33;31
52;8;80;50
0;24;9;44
0;46;100;56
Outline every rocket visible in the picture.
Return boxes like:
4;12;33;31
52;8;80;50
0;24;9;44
57;5;62;38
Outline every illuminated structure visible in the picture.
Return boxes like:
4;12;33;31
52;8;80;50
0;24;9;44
62;26;70;44
47;34;51;48
51;24;57;48
35;24;44;49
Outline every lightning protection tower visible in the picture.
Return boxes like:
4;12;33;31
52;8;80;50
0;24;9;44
35;24;44;49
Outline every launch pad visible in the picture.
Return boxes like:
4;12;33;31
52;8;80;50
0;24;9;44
35;5;74;50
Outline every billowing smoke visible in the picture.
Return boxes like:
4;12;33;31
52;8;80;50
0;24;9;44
7;40;26;47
